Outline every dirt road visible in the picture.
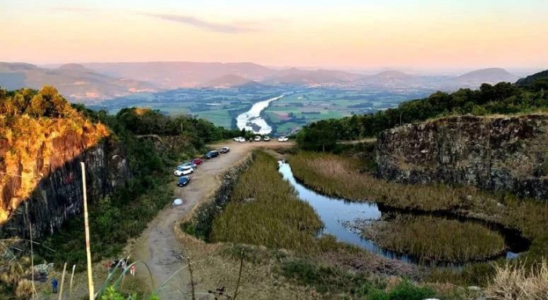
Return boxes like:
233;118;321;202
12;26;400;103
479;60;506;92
131;140;293;299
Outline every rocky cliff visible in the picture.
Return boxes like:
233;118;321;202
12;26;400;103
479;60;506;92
376;114;548;200
0;115;130;238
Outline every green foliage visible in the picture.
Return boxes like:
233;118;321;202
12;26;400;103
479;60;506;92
516;70;548;90
297;81;548;150
279;258;381;296
374;280;436;300
115;107;240;148
0;86;74;118
28;90;238;267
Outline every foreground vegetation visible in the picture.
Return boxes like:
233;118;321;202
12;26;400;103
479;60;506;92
210;151;324;253
359;216;507;263
297;72;548;151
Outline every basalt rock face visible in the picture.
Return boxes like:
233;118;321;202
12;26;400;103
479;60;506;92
376;114;548;200
0;136;130;238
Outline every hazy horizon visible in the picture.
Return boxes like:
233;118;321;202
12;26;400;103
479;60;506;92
1;0;547;72
2;60;544;78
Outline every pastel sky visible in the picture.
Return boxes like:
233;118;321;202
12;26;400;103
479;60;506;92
0;0;547;70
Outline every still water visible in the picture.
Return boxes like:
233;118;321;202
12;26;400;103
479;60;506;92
278;161;525;265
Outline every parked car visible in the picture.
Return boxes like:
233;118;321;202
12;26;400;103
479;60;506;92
205;150;220;159
177;176;191;187
254;136;262;142
234;137;245;142
278;136;289;142
192;158;204;165
220;147;230;154
263;136;271;142
181;161;197;169
174;165;194;176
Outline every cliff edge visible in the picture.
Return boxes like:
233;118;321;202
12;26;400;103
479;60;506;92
377;114;548;200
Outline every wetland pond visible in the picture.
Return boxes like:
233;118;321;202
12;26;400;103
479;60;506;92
278;161;530;266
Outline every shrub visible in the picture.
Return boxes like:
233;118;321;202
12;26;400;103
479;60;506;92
486;260;548;300
15;279;33;300
279;258;375;296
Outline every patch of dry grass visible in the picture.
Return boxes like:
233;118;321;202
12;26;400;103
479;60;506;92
210;150;324;254
486;260;548;300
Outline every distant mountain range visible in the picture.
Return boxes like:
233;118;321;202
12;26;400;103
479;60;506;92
0;61;532;102
0;63;155;102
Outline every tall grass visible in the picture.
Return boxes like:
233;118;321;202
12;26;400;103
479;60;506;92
360;216;507;263
210;151;323;254
288;152;548;243
486;260;548;300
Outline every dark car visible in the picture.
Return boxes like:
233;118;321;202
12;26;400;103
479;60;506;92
192;158;204;165
177;176;191;187
220;147;230;154
205;150;220;159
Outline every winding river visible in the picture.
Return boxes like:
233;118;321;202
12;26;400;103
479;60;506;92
278;161;527;265
236;95;284;134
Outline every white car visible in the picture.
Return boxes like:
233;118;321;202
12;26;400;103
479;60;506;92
278;136;289;142
174;165;194;176
234;137;245;142
254;136;262;142
263;136;271;142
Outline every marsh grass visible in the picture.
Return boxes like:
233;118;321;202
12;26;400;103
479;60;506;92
288;152;496;212
210;151;324;254
288;152;548;243
360;216;507;263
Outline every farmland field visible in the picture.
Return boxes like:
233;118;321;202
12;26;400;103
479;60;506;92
94;86;432;135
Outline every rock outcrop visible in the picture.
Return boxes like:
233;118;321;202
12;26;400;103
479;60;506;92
0;125;130;239
376;114;548;200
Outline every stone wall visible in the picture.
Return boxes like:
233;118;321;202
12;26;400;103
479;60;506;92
376;114;548;200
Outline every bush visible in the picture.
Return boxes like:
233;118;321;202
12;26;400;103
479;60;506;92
368;280;435;300
15;279;33;300
279;258;376;296
486;260;548;300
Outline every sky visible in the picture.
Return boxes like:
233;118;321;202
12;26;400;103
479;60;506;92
0;0;547;71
